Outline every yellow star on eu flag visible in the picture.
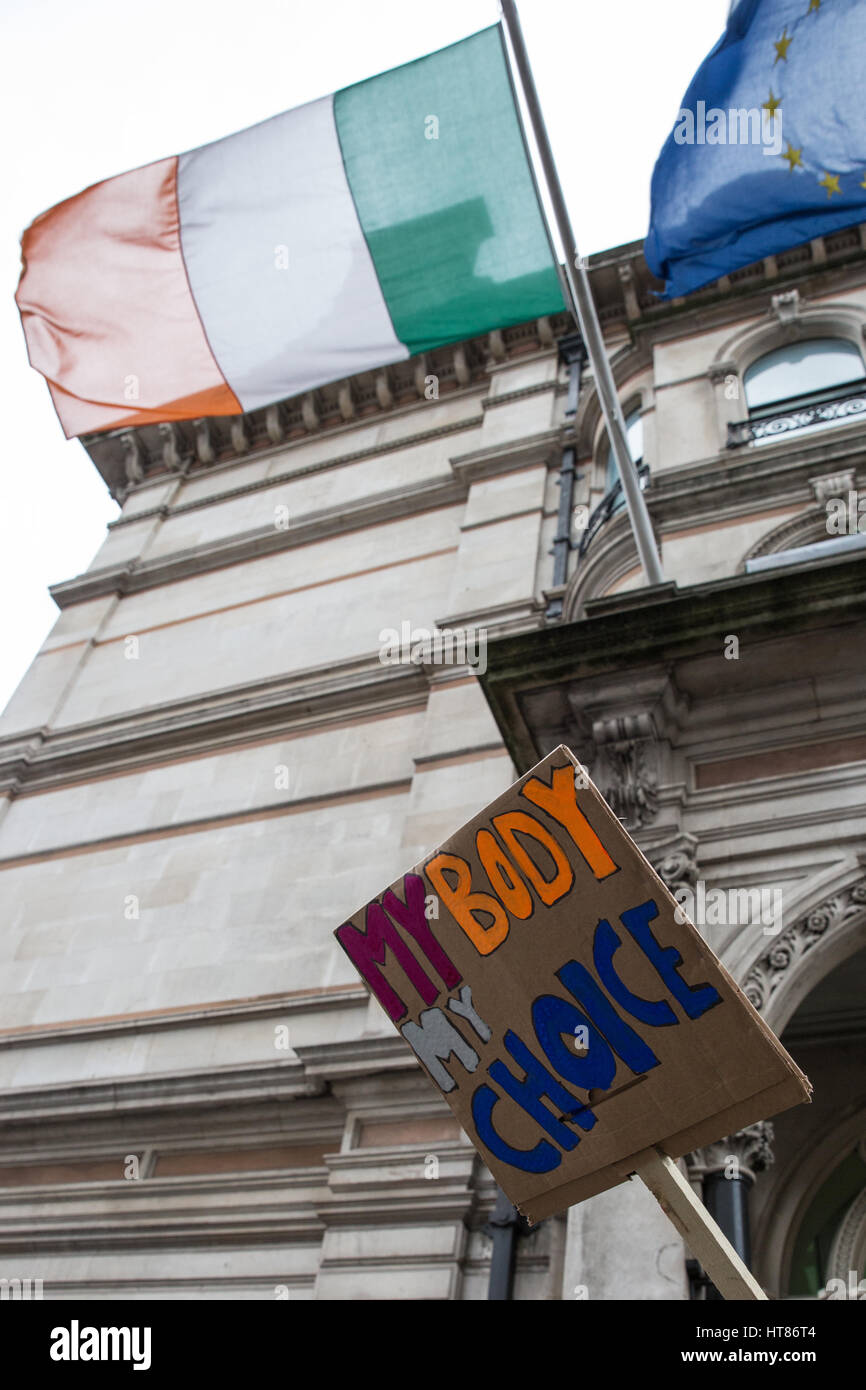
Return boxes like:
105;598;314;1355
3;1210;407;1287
763;89;782;119
783;143;803;171
809;0;821;11
819;172;842;197
775;28;793;62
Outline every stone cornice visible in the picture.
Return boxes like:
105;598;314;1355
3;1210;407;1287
0;1169;331;1206
646;430;866;529
0;1038;432;1162
0;655;431;797
2;1096;345;1166
318;1147;477;1228
0;1169;329;1253
0;986;368;1051
479;552;866;772
0;615;523;797
0;1148;479;1253
106;409;486;530
76;230;866;502
51;429;565;611
629;224;866;340
449;427;562;485
293;1036;414;1080
50;474;469;610
55;421;864;615
0;772;413;866
573;428;866;576
480;378;560;410
82;318;571;501
0;1060;326;1124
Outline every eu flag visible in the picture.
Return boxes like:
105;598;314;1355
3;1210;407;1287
646;0;866;298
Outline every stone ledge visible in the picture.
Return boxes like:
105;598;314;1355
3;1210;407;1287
0;985;368;1050
0;1061;325;1123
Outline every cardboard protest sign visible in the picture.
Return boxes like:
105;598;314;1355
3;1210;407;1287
333;746;811;1223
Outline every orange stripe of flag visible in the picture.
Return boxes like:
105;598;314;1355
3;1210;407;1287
16;156;241;438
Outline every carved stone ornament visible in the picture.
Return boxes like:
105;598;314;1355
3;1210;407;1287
651;834;699;901
743;878;866;1015
193;417;216;465
229;417;249;454
157;421;184;470
770;288;801;326
265;404;284;445
301;392;319;431
617;262;641;321
707;358;738;385
590;713;659;828
118;431;143;488
686;1122;775;1184
823;1186;866;1296
375;370;393;411
810;469;856;505
487;330;506;363
337;381;355;422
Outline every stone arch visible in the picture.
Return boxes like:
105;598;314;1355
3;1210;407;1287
707;298;866;446
743;871;866;1296
713;299;866;390
739;506;834;569
826;1180;866;1290
754;1106;866;1297
736;871;866;1035
718;867;866;1296
574;341;654;463
561;513;643;621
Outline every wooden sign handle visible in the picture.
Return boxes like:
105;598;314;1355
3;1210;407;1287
634;1146;768;1301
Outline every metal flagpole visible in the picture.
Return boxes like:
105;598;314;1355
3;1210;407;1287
499;0;665;588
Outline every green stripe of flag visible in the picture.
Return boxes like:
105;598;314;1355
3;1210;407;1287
333;25;565;357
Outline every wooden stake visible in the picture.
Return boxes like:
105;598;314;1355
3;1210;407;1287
634;1146;768;1301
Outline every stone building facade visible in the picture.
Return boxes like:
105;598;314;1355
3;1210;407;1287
0;228;864;1299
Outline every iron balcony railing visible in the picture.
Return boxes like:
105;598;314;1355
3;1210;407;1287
728;387;866;447
577;462;650;559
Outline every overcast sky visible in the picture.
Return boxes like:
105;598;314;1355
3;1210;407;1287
0;0;729;712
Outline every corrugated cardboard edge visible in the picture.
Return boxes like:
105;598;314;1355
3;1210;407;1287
518;1073;810;1224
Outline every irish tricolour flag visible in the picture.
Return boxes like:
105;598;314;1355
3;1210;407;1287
16;26;564;439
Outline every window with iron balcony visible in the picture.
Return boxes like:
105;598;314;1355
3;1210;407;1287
728;338;866;447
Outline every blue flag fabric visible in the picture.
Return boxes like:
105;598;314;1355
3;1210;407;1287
646;0;866;298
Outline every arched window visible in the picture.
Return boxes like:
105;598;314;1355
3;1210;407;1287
742;338;866;444
605;408;644;510
786;1147;866;1297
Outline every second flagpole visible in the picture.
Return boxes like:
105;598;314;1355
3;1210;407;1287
499;0;664;588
